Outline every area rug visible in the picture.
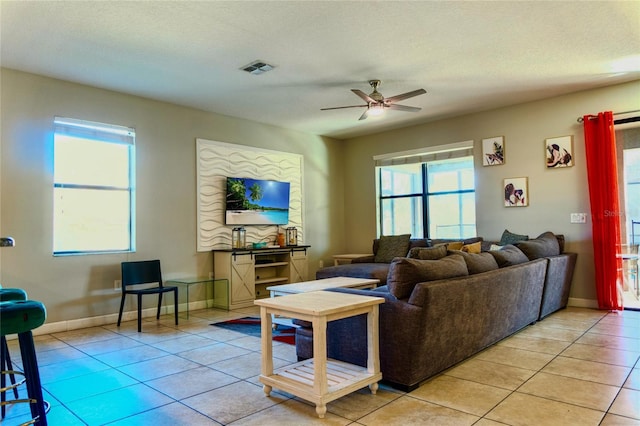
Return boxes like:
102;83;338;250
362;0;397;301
211;317;296;345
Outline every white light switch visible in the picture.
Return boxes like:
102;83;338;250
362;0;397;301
570;213;587;223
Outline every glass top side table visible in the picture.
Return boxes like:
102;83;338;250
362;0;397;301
165;277;229;318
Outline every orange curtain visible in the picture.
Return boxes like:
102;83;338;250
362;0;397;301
583;111;623;310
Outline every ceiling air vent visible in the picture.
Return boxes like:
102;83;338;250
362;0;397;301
241;60;275;75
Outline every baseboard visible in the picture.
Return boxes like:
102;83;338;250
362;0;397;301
21;297;602;337
28;299;215;337
567;297;598;309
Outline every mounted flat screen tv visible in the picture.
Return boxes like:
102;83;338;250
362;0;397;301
225;177;290;225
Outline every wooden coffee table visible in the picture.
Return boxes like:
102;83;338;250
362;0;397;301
254;291;384;418
267;276;379;297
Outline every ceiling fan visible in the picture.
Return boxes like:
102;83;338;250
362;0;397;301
321;80;427;121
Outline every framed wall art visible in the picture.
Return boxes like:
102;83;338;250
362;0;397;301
482;136;505;166
545;135;573;168
504;177;528;207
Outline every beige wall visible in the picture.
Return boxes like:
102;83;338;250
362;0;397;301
2;67;638;323
0;69;345;323
343;80;640;304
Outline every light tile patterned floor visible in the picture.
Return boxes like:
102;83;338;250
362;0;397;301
2;307;639;425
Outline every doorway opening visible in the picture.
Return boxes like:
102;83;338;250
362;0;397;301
617;124;640;310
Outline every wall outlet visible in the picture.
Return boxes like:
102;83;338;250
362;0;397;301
570;213;587;224
318;260;324;269
114;279;122;290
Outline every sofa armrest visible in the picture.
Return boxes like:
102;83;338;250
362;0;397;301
539;252;577;319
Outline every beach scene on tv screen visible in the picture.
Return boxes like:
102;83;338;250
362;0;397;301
226;177;290;225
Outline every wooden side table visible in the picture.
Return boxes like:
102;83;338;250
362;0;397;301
254;291;384;418
332;253;373;266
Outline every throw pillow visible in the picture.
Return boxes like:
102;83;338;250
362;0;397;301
461;241;482;254
387;255;469;299
374;234;411;263
499;229;529;246
462;237;484;245
516;231;560;260
488;244;529;267
453;250;500;274
407;245;448;260
555;234;565;253
446;241;464;251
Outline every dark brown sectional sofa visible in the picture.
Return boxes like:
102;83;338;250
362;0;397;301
296;231;577;391
316;237;481;285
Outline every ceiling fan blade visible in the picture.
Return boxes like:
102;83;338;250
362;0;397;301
359;109;369;121
352;89;376;103
384;88;427;103
387;104;422;113
320;105;367;111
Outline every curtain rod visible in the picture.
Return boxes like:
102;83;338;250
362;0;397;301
577;109;640;123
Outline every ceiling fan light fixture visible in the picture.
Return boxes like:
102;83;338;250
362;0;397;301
368;103;385;116
321;80;426;121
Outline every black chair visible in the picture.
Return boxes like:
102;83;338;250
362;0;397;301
117;260;178;332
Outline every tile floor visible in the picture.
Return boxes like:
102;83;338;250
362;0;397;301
2;306;639;425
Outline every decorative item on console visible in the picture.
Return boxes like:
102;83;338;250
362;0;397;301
231;227;246;249
286;227;298;246
0;237;16;247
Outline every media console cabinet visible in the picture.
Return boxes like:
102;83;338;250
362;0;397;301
212;246;310;309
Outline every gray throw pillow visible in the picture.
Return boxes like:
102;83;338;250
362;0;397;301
450;250;499;274
374;234;411;263
499;229;529;246
488;244;529;267
407;245;448;260
516;231;560;260
387;254;469;299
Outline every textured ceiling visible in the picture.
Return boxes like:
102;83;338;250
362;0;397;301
1;1;639;139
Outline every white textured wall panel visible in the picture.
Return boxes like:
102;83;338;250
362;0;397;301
196;139;304;251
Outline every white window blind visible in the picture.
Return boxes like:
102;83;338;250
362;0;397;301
53;117;136;255
373;141;474;166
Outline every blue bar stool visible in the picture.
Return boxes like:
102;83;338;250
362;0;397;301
0;300;48;425
0;287;28;419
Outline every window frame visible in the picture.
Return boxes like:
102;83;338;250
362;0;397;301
376;151;476;239
53;117;136;256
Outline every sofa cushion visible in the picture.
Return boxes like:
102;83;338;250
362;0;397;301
481;240;497;252
374;234;411;263
451;250;499;274
372;238;429;256
407;245;448;260
430;237;483;247
516;231;560;260
316;263;391;285
556;234;565;253
499;229;529;246
488;244;530;267
387;254;468;299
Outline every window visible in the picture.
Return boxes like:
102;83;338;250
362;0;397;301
375;143;476;239
53;117;135;255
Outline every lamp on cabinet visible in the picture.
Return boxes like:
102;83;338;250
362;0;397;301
0;237;15;247
286;227;298;246
232;227;246;249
